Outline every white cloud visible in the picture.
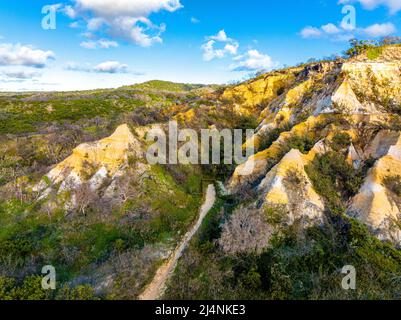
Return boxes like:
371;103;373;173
202;41;223;61
224;43;239;55
338;0;401;14
65;62;87;71
230;50;275;72
0;69;41;79
111;16;164;47
80;39;119;49
63;0;182;47
300;26;323;38
65;62;97;73
0;43;54;68
362;23;397;37
201;31;272;72
94;61;128;73
74;0;182;17
87;17;105;31
191;17;200;24
63;5;77;18
300;20;396;40
208;30;230;42
322;23;341;34
81;32;95;39
65;60;140;74
202;30;239;61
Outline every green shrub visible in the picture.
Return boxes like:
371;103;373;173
331;133;351;151
166;212;401;300
10;276;50;300
345;39;378;58
305;152;364;212
286;135;317;154
0;277;15;300
56;284;98;300
366;47;383;60
197;199;225;247
264;205;289;225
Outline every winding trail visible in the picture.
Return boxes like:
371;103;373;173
138;184;216;300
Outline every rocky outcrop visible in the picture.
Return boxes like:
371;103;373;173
352;45;401;63
34;124;146;199
364;130;400;159
228;114;330;193
337;62;401;114
225;46;401;243
256;146;326;225
348;132;401;243
221;70;299;115
242;58;401;155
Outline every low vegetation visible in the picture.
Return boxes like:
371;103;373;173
345;37;401;59
124;80;208;93
165;201;401;300
0;82;212;299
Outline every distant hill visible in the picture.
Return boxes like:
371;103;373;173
122;80;207;93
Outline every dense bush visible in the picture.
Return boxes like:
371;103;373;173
331;133;352;151
56;284;98;300
345;39;378;58
165;206;401;300
305;151;364;213
0;163;202;299
0;275;98;300
285;135;317;154
218;208;273;255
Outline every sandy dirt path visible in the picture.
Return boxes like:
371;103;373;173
138;184;216;300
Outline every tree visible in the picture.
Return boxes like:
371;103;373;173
219;208;273;254
345;39;377;57
73;183;98;215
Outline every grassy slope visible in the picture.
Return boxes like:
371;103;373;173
122;80;206;93
0;81;210;299
0;86;191;134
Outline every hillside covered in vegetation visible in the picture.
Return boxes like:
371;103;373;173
1;42;401;300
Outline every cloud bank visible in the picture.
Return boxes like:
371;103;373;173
0;43;54;68
65;60;142;74
230;50;275;72
300;22;397;40
63;0;183;47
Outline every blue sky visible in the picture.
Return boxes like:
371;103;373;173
0;0;400;91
